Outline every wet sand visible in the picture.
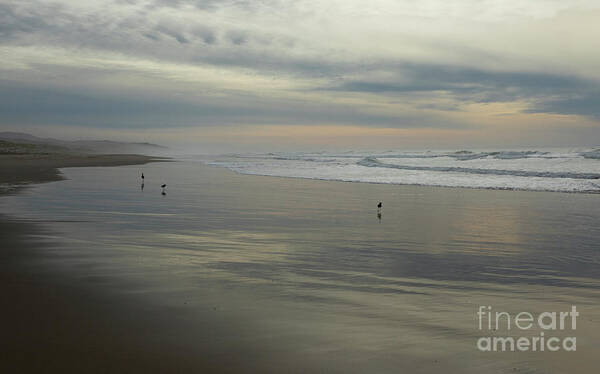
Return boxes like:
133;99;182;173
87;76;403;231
0;153;186;372
0;154;318;373
1;159;599;373
0;216;272;373
0;153;164;193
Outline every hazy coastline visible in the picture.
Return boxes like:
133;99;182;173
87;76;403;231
0;135;168;194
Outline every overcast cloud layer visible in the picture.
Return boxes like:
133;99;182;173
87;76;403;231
1;0;599;148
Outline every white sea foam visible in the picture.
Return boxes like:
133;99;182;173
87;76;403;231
205;148;600;193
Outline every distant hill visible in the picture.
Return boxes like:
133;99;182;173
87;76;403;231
0;139;70;155
0;132;167;155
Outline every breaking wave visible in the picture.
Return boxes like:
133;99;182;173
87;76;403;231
357;157;600;180
376;150;552;161
205;147;600;193
581;149;600;160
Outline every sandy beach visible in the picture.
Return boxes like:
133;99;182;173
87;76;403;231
0;151;182;372
2;158;599;373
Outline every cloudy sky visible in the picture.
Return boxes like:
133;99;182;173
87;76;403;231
1;0;599;150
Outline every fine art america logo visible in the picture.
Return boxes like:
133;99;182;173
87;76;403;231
476;306;578;352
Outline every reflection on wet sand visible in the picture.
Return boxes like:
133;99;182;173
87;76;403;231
1;162;599;373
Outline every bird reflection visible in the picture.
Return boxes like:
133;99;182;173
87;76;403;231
141;183;144;191
377;211;382;222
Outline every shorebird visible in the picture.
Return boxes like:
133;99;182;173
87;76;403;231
141;173;144;180
377;202;382;209
161;184;167;195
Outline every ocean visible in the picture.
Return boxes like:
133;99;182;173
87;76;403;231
204;148;600;193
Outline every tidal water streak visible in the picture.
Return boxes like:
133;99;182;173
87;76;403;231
2;160;600;373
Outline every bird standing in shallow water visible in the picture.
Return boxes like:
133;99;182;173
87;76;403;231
377;202;382;209
161;184;167;195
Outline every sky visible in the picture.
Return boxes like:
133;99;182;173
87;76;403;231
1;0;599;151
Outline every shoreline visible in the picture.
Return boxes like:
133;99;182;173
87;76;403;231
205;162;600;195
0;153;169;195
